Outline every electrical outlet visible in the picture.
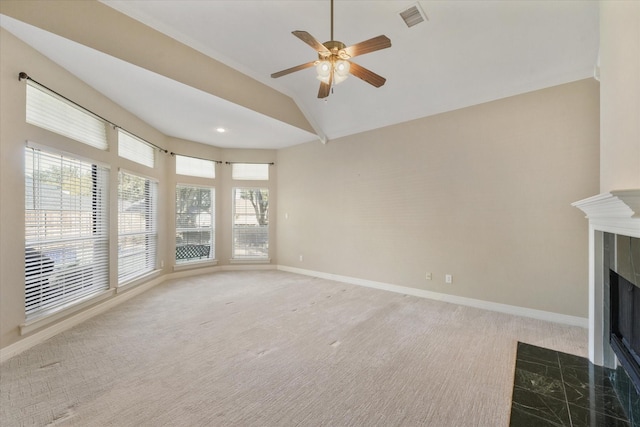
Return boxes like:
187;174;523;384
426;272;432;280
445;274;452;284
299;255;303;262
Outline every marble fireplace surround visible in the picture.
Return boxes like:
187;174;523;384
572;189;640;369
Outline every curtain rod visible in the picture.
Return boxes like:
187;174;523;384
170;152;222;164
225;162;275;165
19;72;169;154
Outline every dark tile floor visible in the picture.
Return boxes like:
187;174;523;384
510;342;633;427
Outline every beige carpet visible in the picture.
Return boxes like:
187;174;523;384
0;270;587;426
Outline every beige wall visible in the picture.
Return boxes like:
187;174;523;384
0;29;277;349
277;79;600;318
599;0;640;191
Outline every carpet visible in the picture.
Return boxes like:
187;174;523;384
1;270;587;426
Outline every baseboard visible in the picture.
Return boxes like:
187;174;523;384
277;265;588;328
167;265;223;280
167;264;275;280
220;264;276;271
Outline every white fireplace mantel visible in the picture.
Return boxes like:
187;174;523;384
572;190;640;237
572;189;640;366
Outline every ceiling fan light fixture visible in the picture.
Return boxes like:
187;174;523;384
333;73;347;85
316;60;332;83
333;60;350;84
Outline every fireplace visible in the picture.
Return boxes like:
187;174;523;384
572;190;640;422
610;269;640;393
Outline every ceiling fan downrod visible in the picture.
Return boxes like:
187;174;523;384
330;0;334;41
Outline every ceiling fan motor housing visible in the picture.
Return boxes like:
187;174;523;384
319;40;347;59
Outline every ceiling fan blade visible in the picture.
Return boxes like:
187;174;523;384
318;81;331;99
318;71;333;99
349;62;386;88
292;31;331;55
271;61;316;79
339;35;391;59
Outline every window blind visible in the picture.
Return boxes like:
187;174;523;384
118;171;158;284
26;81;108;150
232;188;268;259
175;155;215;179
176;185;215;264
231;163;269;181
25;147;109;318
118;129;155;168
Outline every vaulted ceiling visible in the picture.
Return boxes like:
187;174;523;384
1;1;599;149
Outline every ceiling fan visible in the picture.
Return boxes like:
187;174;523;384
270;0;391;99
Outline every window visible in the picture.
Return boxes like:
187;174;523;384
26;81;108;150
24;147;109;318
118;171;158;284
176;155;215;179
231;163;269;181
232;188;269;259
118;129;154;168
176;186;215;264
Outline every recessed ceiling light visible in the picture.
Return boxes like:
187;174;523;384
216;127;226;133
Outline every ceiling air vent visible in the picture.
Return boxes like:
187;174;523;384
399;3;428;28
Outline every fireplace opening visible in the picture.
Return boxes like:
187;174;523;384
610;269;640;394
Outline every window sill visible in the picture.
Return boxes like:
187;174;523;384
21;289;115;335
173;259;218;272
229;258;271;265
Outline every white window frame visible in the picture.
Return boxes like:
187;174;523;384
175;185;215;264
24;145;110;319
232;187;269;261
117;170;158;284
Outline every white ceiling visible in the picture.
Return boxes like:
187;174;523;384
1;1;599;150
